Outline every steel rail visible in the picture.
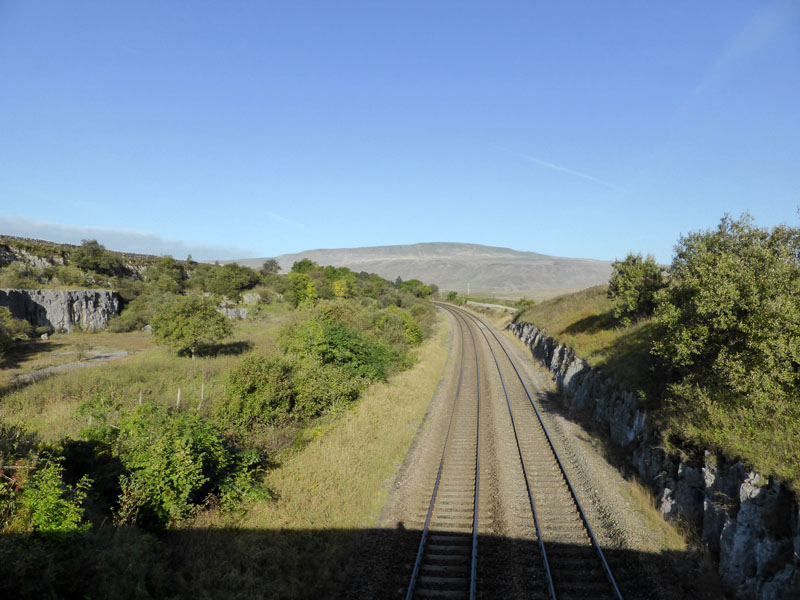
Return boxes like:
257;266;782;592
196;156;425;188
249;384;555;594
405;307;482;600
446;304;557;599
449;304;624;600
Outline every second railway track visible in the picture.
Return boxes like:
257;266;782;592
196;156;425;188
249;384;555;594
404;303;624;600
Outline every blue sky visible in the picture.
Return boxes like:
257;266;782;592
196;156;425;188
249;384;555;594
1;1;798;262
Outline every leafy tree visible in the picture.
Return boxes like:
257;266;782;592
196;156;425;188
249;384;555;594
151;295;233;359
145;256;184;293
398;279;433;298
332;277;354;299
446;290;458;302
260;259;280;275
291;258;316;274
286;272;316;307
515;297;535;311
607;253;665;326
203;263;261;297
652;214;800;411
70;239;123;276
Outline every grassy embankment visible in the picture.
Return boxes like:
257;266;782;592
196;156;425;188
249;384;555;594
518;285;657;396
516;285;800;494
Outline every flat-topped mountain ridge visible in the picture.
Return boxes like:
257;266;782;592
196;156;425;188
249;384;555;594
230;242;612;298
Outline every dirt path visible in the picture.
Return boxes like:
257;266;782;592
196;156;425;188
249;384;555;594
12;350;130;385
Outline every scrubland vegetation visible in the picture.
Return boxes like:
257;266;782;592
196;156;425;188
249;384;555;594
0;237;442;597
518;214;800;492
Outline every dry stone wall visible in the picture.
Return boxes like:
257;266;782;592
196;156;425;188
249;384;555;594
508;320;800;600
0;289;121;333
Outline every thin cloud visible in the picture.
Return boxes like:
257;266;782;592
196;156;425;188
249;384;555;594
0;215;255;261
679;0;799;117
496;146;617;189
265;211;310;232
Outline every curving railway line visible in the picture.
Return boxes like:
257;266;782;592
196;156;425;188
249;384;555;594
404;303;624;600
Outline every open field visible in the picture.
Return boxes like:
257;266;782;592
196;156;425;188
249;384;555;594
0;305;292;443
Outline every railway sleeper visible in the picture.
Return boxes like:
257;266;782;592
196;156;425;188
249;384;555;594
415;588;469;599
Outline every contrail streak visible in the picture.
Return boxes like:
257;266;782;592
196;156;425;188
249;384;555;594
495;145;616;189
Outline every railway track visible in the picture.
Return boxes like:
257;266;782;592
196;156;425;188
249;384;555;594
406;310;482;599
404;303;623;599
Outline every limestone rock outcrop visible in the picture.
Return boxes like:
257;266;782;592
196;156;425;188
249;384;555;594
0;289;121;333
507;320;800;600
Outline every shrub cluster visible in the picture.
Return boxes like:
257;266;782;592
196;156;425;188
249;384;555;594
651;216;800;449
0;424;91;535
606;253;665;326
600;213;800;488
0;307;34;358
219;298;433;437
113;403;262;528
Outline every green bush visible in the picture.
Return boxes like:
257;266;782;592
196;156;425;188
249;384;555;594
144;256;184;293
281;313;397;380
290;354;364;418
397;279;433;298
114;403;261;528
607;253;665;326
221;353;296;428
57;264;94;286
108;291;175;332
0;261;41;288
203;263;261;298
377;306;423;346
70;240;123;276
0;306;33;357
20;460;91;535
222;352;365;428
0;443;91;536
651;214;800;487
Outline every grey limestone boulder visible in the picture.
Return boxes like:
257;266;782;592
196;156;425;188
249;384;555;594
241;292;262;305
218;307;249;320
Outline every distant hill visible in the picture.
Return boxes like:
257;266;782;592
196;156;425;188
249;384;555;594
228;242;612;300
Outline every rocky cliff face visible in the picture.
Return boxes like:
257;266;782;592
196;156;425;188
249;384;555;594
0;289;121;333
508;320;800;600
0;243;67;268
